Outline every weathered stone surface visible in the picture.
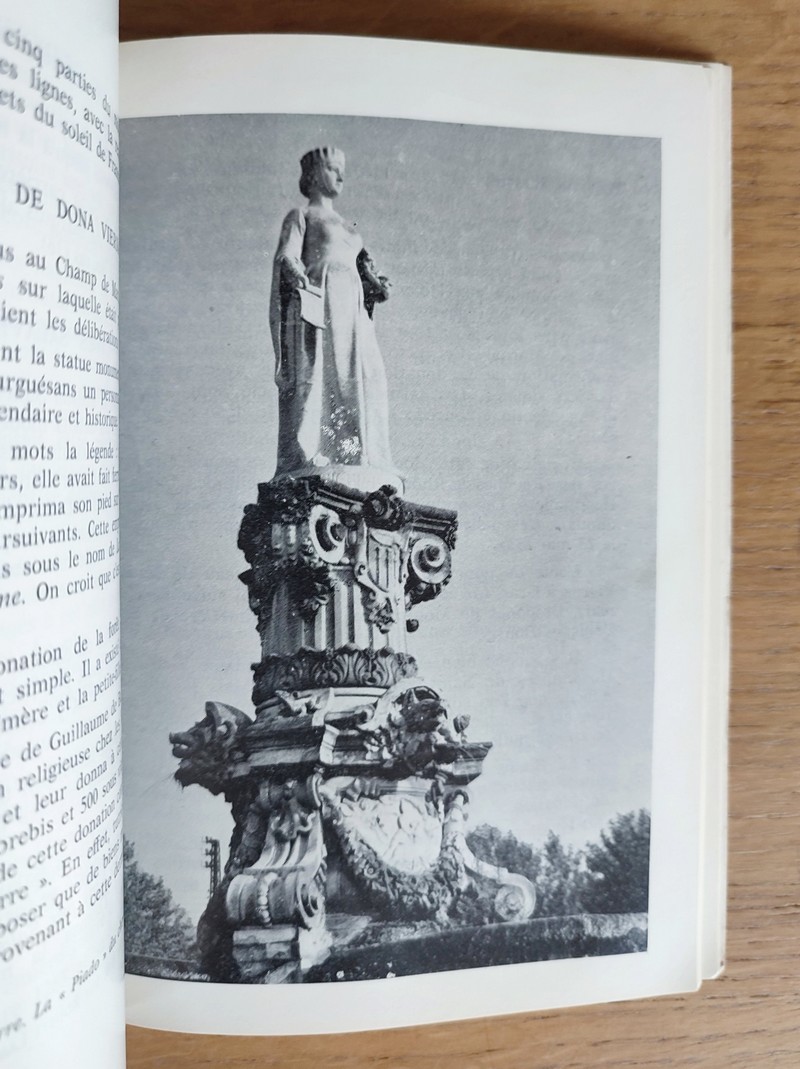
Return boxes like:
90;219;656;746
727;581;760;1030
306;913;649;983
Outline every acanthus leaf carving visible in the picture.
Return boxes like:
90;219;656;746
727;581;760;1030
252;645;418;705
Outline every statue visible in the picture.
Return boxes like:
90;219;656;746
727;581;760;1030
166;148;537;987
269;147;401;493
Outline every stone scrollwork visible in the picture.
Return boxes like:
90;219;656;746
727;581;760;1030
174;376;496;984
238;475;459;649
166;146;530;986
405;533;452;611
492;878;538;922
443;791;537;922
308;503;348;564
226;774;328;933
238;477;377;554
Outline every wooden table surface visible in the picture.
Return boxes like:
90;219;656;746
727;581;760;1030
122;1;800;1065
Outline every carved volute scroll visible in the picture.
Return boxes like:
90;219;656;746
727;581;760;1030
225;774;328;933
405;533;453;611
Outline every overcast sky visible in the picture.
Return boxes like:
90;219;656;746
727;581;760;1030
121;112;660;923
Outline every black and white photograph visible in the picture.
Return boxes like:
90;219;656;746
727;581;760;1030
121;111;660;990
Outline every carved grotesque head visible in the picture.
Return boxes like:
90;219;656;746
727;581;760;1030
169;701;251;793
397;687;449;735
381;685;466;776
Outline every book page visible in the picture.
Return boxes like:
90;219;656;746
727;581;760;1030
0;2;123;1066
120;35;729;1035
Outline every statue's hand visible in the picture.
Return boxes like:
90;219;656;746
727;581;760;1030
280;255;309;292
376;273;391;299
361;261;386;290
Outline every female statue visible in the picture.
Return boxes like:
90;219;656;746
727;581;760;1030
269;147;400;492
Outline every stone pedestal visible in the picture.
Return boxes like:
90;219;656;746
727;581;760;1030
170;475;535;983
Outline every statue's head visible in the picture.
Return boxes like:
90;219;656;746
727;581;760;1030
299;146;346;198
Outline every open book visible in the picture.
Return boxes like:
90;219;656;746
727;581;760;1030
0;1;730;1063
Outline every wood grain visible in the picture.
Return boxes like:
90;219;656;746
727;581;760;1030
122;1;800;1065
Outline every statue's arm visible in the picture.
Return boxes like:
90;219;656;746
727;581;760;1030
274;208;309;291
270;209;308;387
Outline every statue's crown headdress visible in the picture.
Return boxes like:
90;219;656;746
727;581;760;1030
300;146;345;173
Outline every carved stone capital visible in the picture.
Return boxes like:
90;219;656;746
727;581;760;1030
239;476;458;647
242;476;327;534
252;644;418;705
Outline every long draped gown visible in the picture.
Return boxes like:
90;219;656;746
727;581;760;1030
269;207;395;484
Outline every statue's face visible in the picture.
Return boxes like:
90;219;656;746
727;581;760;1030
314;155;345;198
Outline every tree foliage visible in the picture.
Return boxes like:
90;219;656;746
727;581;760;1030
582;809;651;914
537;830;587;916
123;837;197;960
466;809;651;920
